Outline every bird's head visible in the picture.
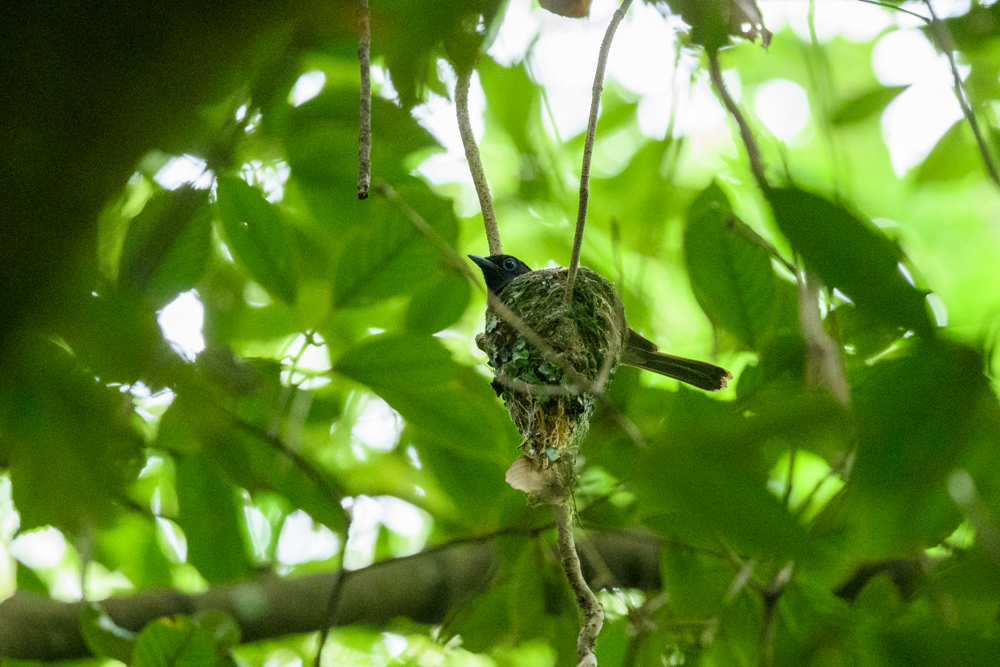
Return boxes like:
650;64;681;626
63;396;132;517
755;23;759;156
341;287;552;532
468;254;533;295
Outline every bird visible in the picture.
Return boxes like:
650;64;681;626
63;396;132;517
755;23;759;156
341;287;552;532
469;254;731;392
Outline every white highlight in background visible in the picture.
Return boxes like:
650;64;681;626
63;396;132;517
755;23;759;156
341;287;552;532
753;79;811;142
154;155;213;190
289;71;326;107
158;290;205;361
276;510;340;565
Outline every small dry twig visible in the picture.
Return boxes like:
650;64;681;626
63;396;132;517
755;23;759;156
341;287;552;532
707;49;767;191
555;504;604;667
357;0;372;199
565;0;634;308
456;65;502;255
923;0;1000;193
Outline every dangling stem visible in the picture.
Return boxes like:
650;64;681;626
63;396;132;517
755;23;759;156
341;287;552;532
564;0;633;309
356;0;372;199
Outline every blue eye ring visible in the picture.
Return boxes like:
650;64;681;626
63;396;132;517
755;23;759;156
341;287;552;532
503;257;517;271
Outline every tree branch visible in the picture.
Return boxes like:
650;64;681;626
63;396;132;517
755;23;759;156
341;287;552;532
565;0;633;309
707;49;767;191
555;505;603;667
357;0;372;199
923;0;1000;193
455;65;502;255
0;530;664;661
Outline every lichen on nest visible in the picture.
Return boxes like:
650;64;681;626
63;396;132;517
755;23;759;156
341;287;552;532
476;266;625;501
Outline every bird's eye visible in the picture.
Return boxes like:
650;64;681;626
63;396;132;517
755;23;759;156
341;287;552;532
503;258;517;271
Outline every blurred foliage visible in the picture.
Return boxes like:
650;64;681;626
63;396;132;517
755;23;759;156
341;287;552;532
3;0;1000;666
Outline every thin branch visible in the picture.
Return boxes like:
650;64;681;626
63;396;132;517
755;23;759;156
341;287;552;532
757;563;794;667
555;504;604;667
313;568;347;667
229;411;347;520
725;214;796;275
357;0;372;199
455;65;502;255
707;49;767;191
856;0;929;23
923;0;1000;192
565;0;633;309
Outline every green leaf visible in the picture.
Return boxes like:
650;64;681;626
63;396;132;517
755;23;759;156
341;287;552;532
335;334;518;481
631;390;811;560
80;605;136;663
829;85;909;125
914;120;981;183
215;175;297;304
331;182;458;308
404;273;472;334
133;616;217;667
119;186;213;306
5;342;143;534
839;339;992;556
684;183;788;349
766;186;932;335
175;452;253;583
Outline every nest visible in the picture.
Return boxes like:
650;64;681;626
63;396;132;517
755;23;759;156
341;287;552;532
476;267;624;502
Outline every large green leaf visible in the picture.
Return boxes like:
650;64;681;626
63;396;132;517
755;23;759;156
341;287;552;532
914;120;981;184
175;452;254;583
215;175;297;304
766;186;933;335
133;616;217;667
334;334;518;480
331;181;458;308
4;342;143;535
684;183;790;349
119;186;213;306
838;339;993;556
829;85;908;126
80;606;136;664
404;273;472;334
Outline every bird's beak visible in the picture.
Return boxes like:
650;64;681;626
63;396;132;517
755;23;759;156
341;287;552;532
468;255;497;271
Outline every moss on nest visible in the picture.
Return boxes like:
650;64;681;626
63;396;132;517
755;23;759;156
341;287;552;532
476;267;625;500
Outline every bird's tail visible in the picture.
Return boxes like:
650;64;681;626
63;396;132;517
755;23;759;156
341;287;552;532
621;333;731;391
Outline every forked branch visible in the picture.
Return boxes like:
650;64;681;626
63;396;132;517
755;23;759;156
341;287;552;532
564;0;634;308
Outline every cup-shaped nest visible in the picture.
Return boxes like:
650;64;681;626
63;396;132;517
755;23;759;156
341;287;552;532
476;267;624;500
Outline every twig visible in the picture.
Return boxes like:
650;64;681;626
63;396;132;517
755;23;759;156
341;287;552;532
856;0;929;22
455;65;502;255
707;49;767;191
357;0;372;199
923;0;1000;192
725;214;796;275
758;563;794;667
229;412;347;518
555;504;604;667
565;0;633;309
313;565;347;667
